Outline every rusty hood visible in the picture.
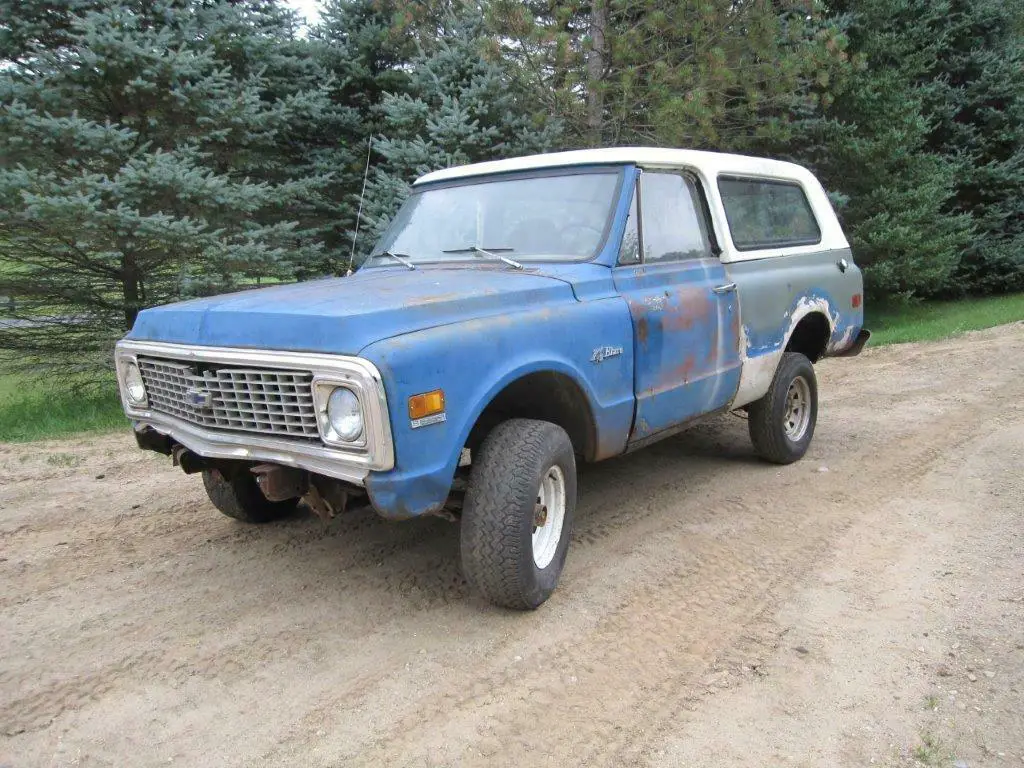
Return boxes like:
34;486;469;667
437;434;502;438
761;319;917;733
127;266;577;355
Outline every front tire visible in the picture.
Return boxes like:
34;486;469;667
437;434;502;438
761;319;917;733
748;351;818;465
460;419;577;610
202;466;298;523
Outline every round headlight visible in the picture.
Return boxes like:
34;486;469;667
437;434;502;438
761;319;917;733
123;361;147;406
326;387;363;442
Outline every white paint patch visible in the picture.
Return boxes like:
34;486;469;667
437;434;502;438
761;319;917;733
730;349;783;409
827;323;858;354
729;297;838;409
788;296;838;336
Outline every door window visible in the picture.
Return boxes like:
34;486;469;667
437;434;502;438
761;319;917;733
639;172;712;263
618;189;641;265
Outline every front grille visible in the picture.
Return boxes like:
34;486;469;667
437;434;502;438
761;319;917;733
137;357;320;440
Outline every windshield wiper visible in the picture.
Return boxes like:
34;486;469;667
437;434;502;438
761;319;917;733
374;250;417;270
442;245;523;270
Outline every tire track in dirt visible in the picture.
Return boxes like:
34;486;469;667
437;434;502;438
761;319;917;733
0;325;1021;767
281;330;1024;766
343;398;998;767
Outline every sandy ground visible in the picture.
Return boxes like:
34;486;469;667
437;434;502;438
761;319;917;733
1;323;1022;768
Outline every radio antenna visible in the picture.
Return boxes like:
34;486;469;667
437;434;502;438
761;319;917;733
347;138;373;276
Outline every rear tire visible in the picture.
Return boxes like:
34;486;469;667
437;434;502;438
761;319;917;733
202;466;298;523
460;419;577;610
748;352;818;465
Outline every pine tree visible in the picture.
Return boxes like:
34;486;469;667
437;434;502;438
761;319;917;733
923;0;1024;295
0;0;337;377
357;9;563;258
784;0;974;299
600;1;850;150
308;0;416;270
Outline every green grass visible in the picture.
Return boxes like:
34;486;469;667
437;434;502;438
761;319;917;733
0;373;126;443
868;292;1024;346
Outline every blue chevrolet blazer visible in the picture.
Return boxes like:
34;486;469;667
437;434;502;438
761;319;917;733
116;147;869;609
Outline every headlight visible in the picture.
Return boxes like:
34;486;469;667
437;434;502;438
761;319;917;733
326;387;363;442
122;360;147;406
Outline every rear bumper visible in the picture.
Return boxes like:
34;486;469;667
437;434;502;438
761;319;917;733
833;328;871;358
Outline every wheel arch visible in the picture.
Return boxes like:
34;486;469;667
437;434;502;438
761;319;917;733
785;310;832;363
464;368;599;463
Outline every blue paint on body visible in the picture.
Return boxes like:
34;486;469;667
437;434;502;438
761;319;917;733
126;162;865;520
613;258;742;439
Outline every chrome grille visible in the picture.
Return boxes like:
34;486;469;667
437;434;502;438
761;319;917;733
137;357;320;440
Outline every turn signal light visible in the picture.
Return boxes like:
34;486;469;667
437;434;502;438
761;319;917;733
409;389;445;420
852;293;862;308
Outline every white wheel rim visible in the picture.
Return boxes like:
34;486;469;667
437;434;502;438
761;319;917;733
784;375;812;442
532;465;566;570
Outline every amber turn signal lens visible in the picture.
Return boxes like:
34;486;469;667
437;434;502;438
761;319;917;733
408;389;445;420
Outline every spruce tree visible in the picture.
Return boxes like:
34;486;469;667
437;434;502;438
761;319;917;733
0;0;337;377
308;0;415;270
783;0;973;299
923;0;1024;295
357;9;563;258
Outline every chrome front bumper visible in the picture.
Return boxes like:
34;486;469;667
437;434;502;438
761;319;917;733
116;340;395;486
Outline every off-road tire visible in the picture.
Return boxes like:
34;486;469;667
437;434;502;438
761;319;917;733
748;351;818;465
460;419;577;610
202;466;298;523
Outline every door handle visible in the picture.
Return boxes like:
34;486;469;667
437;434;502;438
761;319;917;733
712;282;736;294
837;258;849;273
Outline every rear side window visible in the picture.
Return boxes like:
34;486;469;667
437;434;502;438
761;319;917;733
718;176;821;251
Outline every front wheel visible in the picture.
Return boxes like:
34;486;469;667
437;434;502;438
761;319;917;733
202;466;298;523
460;419;577;610
748;351;818;465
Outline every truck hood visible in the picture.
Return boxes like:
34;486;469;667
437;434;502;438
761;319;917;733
127;266;577;355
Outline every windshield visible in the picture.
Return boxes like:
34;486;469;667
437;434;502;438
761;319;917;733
367;169;623;266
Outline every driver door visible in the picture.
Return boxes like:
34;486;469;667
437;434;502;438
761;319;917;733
614;170;742;442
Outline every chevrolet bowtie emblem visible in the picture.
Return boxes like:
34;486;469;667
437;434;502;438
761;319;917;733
184;388;213;409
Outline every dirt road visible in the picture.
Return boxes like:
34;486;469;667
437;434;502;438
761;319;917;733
2;324;1022;767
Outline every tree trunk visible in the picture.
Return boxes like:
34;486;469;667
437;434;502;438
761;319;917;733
586;0;607;146
121;253;140;330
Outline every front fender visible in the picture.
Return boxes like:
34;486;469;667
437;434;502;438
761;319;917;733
359;298;636;519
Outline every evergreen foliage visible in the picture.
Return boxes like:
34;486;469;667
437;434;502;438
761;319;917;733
1;0;1022;380
922;0;1024;295
784;0;974;298
358;8;563;255
0;0;339;375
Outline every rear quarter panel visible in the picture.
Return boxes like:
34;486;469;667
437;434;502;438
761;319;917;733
726;250;865;408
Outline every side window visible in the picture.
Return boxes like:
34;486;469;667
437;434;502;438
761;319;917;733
618;188;640;265
718;176;821;251
640;172;712;263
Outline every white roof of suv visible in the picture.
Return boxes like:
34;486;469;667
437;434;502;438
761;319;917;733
414;147;817;187
413;147;849;261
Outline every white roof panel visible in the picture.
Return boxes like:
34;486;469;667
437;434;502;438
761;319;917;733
413;147;816;186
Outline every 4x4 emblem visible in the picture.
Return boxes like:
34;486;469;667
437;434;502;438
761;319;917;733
185;388;213;409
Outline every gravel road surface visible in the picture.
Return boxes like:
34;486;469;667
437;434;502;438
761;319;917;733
2;323;1022;767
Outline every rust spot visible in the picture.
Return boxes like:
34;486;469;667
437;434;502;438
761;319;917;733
662;286;714;334
637;316;649;345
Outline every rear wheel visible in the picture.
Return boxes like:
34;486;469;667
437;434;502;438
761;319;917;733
460;419;577;610
202;466;298;523
748;352;818;465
